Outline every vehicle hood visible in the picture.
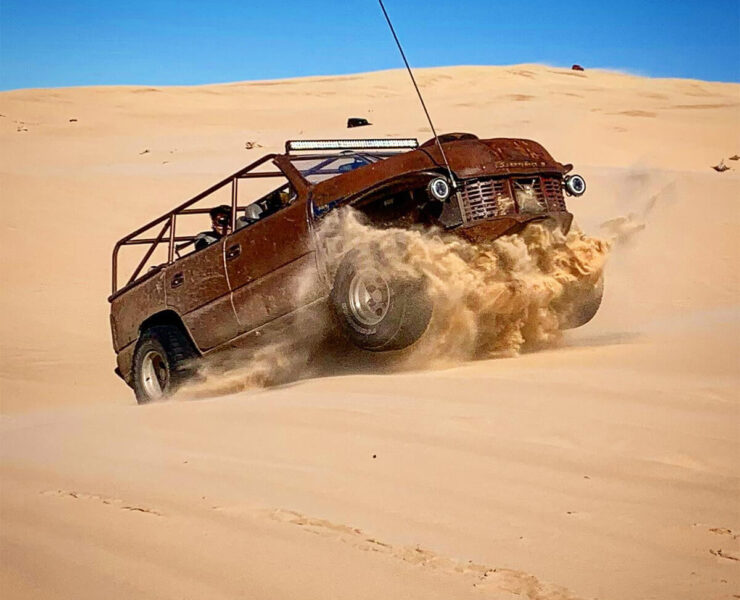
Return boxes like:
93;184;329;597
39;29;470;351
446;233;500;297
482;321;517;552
423;137;568;178
311;136;569;207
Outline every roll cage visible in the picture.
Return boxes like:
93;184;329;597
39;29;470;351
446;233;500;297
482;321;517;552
110;139;418;298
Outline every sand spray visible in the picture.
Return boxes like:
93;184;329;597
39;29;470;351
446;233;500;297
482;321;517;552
180;210;611;398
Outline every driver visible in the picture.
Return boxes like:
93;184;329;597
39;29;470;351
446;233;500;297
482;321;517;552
194;205;231;251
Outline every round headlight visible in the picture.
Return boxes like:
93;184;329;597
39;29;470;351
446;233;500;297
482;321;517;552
428;177;451;201
564;174;586;196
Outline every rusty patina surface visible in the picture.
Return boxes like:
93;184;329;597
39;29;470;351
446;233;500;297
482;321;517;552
310;137;569;209
109;134;580;385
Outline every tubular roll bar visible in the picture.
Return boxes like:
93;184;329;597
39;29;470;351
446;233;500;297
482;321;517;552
111;154;278;297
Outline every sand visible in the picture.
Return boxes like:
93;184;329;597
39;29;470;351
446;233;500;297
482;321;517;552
1;65;738;599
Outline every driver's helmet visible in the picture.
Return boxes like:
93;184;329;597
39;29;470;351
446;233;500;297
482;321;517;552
243;203;264;222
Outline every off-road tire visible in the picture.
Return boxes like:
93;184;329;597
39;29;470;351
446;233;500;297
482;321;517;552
132;325;198;404
560;274;604;329
330;250;432;351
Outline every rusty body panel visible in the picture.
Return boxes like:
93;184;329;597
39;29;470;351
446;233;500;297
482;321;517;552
109;134;582;387
110;269;166;350
225;198;315;332
164;239;240;350
109;269;166;385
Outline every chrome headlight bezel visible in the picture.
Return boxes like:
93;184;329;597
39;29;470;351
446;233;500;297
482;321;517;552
427;177;451;201
564;174;586;197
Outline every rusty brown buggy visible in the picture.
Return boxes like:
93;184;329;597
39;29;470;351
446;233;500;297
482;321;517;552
109;134;595;403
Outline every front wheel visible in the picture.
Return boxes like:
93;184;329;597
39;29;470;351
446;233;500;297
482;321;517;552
330;251;432;351
559;274;604;329
131;325;197;403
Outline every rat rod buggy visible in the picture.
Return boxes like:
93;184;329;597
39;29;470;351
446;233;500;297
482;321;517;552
109;134;597;403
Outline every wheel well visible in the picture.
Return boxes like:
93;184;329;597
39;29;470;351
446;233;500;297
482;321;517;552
139;310;201;355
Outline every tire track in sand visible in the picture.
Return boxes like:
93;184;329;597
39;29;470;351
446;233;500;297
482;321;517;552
42;489;584;598
267;508;584;600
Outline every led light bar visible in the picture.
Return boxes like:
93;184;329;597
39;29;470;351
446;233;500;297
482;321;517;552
286;138;418;153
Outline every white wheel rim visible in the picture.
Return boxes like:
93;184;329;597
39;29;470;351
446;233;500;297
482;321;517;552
141;350;167;399
348;269;391;326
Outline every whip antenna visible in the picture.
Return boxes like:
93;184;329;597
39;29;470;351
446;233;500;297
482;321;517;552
377;0;456;188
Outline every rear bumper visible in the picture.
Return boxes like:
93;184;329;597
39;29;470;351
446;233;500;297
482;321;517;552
114;340;137;387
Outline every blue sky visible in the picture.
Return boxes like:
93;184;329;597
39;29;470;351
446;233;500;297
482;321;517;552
1;0;738;90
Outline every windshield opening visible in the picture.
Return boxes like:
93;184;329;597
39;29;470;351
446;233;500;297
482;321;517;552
288;152;394;184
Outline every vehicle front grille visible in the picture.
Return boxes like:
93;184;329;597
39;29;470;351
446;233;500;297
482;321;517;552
459;178;510;221
541;177;567;211
458;175;566;223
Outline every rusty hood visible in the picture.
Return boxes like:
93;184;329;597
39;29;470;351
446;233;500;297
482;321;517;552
311;135;570;207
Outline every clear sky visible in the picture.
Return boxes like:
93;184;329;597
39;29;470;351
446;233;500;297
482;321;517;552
1;0;738;90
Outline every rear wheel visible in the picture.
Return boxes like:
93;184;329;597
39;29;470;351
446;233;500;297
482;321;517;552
132;325;197;404
330;250;432;351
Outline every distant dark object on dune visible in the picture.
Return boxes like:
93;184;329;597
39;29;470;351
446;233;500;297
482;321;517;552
244;141;263;150
347;117;372;128
729;154;740;161
69;118;78;123
571;64;585;71
139;149;149;155
711;160;730;172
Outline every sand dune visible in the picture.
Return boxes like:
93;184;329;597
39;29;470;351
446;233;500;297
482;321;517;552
1;65;739;599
